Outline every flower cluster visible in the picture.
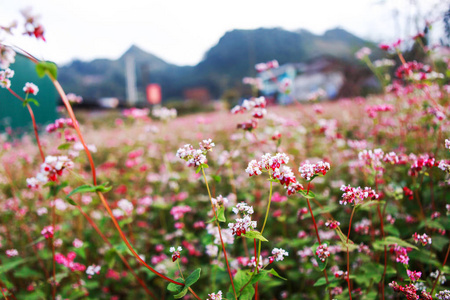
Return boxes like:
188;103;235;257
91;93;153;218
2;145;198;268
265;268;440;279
0;68;14;89
211;195;228;208
315;244;330;262
21;7;46;41
389;281;432;300
409;154;436;176
23;82;39;95
298;160;331;181
122;107;149;120
152;106;177;121
407;270;422;282
41;225;54;239
413;233;432;246
359;149;385;170
355;47;371;60
269;248;289;263
26;155;74;189
55;252;86;272
6;249;18;257
207;291;223;300
170;205;192;220
231;96;267;131
255;60;279;72
228;202;257;236
169;246;182;262
45;118;77;133
339;185;379;205
0;45;16;69
365;104;394;118
66;93;83;104
86;265;101;278
325;220;340;229
436;290;450;300
176;139;215;168
391;245;410;265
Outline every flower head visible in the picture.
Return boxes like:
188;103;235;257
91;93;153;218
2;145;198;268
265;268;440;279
23;82;39;95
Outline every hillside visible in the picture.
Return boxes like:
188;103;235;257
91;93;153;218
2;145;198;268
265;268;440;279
58;27;379;102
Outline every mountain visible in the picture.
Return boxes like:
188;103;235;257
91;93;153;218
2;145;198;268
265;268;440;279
58;27;379;102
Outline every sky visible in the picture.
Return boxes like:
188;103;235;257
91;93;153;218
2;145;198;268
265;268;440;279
0;0;448;66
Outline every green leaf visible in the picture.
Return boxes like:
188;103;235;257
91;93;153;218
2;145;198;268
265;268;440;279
299;189;316;199
267;268;287;280
241;231;268;242
240;284;255;300
167;278;184;293
65;197;78;206
28;98;39;107
58;143;72;150
36;61;58;79
67;185;96;198
211;175;221;183
196;166;202;174
217;206;226;222
13;267;42;279
373;236;418;250
185;268;201;287
0;258;30;275
94;183;112;193
384;225;400;237
174;288;188;299
316;257;327;271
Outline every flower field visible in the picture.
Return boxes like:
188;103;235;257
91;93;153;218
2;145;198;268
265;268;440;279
1;8;450;300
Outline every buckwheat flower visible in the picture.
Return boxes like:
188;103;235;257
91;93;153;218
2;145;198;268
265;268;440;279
211;195;228;208
315;244;330;262
325;220;340;229
6;249;19;257
299;160;330;181
413;233;432;246
430;270;447;285
446;139;450;150
41;225;54;239
199;139;215;152
86;265;101;278
436;290;450;300
407;270;422;282
271;248;289;262
207;290;223;300
245;160;262;177
232;202;254;215
0;68;14;89
339;185;378;205
0;45;16;69
73;238;84;248
272;166;297;187
355;47;371;60
36;207;48;216
117;199;134;215
228;215;257;236
438;160;450;173
252;108;266;119
26;177;40;190
169;246;182;262
206;245;219;257
187;150;207;167
66;93;83;104
286;182;304;196
23;82;39;95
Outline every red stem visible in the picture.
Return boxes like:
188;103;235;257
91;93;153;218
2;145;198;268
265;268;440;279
7;88;45;161
51;204;56;300
47;77;183;286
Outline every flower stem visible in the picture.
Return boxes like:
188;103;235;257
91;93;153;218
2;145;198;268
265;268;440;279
346;206;356;300
51;204;56;300
202;167;237;300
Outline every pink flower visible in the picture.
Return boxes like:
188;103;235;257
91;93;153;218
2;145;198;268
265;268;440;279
6;249;18;257
23;82;39;95
41;225;54;239
406;270;421;282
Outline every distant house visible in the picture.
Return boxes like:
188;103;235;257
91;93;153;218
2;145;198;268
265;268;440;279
0;53;58;132
183;87;211;103
257;56;375;104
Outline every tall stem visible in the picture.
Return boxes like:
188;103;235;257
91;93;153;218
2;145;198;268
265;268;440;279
51;204;56;300
201;167;237;300
346;206;356;300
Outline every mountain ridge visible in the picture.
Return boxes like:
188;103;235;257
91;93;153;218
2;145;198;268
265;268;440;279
58;27;379;101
